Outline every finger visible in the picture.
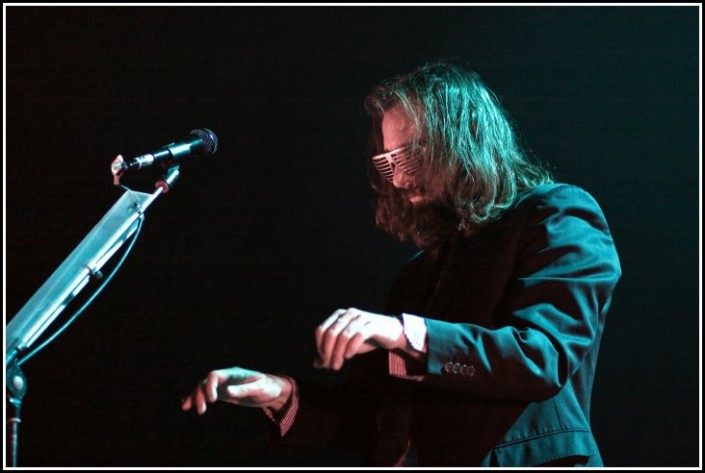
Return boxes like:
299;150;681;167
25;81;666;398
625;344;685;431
315;309;347;362
321;310;357;369
343;321;374;360
225;382;259;401
331;316;369;370
181;395;192;411
205;371;221;403
225;368;270;403
194;383;208;415
225;377;277;408
315;308;347;357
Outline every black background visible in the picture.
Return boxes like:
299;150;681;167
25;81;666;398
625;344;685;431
5;5;700;468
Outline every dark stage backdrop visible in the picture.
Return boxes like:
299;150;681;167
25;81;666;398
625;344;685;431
5;5;700;468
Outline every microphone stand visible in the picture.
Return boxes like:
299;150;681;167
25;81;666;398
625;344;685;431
5;165;180;467
6;363;26;468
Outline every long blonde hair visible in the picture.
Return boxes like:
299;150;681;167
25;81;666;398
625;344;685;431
364;61;553;249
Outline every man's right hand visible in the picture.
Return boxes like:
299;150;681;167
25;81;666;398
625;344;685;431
181;366;292;414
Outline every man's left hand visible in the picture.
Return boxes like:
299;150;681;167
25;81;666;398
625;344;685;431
314;307;404;370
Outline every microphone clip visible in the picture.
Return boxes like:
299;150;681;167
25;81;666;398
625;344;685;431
110;155;127;186
110;154;180;193
110;153;175;186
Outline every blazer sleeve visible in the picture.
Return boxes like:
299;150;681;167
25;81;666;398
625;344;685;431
420;184;622;401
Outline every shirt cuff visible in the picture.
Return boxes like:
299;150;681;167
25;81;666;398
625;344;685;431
400;312;427;353
389;350;426;380
262;376;299;437
389;313;428;381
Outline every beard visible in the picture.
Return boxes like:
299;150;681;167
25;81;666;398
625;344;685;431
404;196;460;249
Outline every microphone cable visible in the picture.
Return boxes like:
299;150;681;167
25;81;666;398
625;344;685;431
16;194;145;367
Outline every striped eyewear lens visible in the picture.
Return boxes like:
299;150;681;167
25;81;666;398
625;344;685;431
371;145;423;182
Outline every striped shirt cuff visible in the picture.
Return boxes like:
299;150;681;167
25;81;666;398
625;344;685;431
262;376;299;437
401;313;427;353
389;313;427;380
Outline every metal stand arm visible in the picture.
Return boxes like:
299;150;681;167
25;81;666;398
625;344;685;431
5;166;180;466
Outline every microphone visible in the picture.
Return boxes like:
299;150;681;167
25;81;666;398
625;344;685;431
111;128;218;183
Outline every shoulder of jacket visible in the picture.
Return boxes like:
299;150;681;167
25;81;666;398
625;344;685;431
519;182;597;208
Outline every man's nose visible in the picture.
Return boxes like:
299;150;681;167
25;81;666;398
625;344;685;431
392;166;412;189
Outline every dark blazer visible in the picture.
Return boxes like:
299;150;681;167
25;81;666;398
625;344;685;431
275;183;622;467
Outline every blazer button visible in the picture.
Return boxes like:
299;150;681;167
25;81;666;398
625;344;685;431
452;362;462;374
464;365;476;377
444;361;454;373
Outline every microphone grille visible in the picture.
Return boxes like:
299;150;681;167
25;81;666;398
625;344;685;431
190;128;219;157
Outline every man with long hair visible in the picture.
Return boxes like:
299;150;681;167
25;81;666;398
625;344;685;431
181;61;622;467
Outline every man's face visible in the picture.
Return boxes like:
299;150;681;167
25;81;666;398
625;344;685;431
380;107;426;207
